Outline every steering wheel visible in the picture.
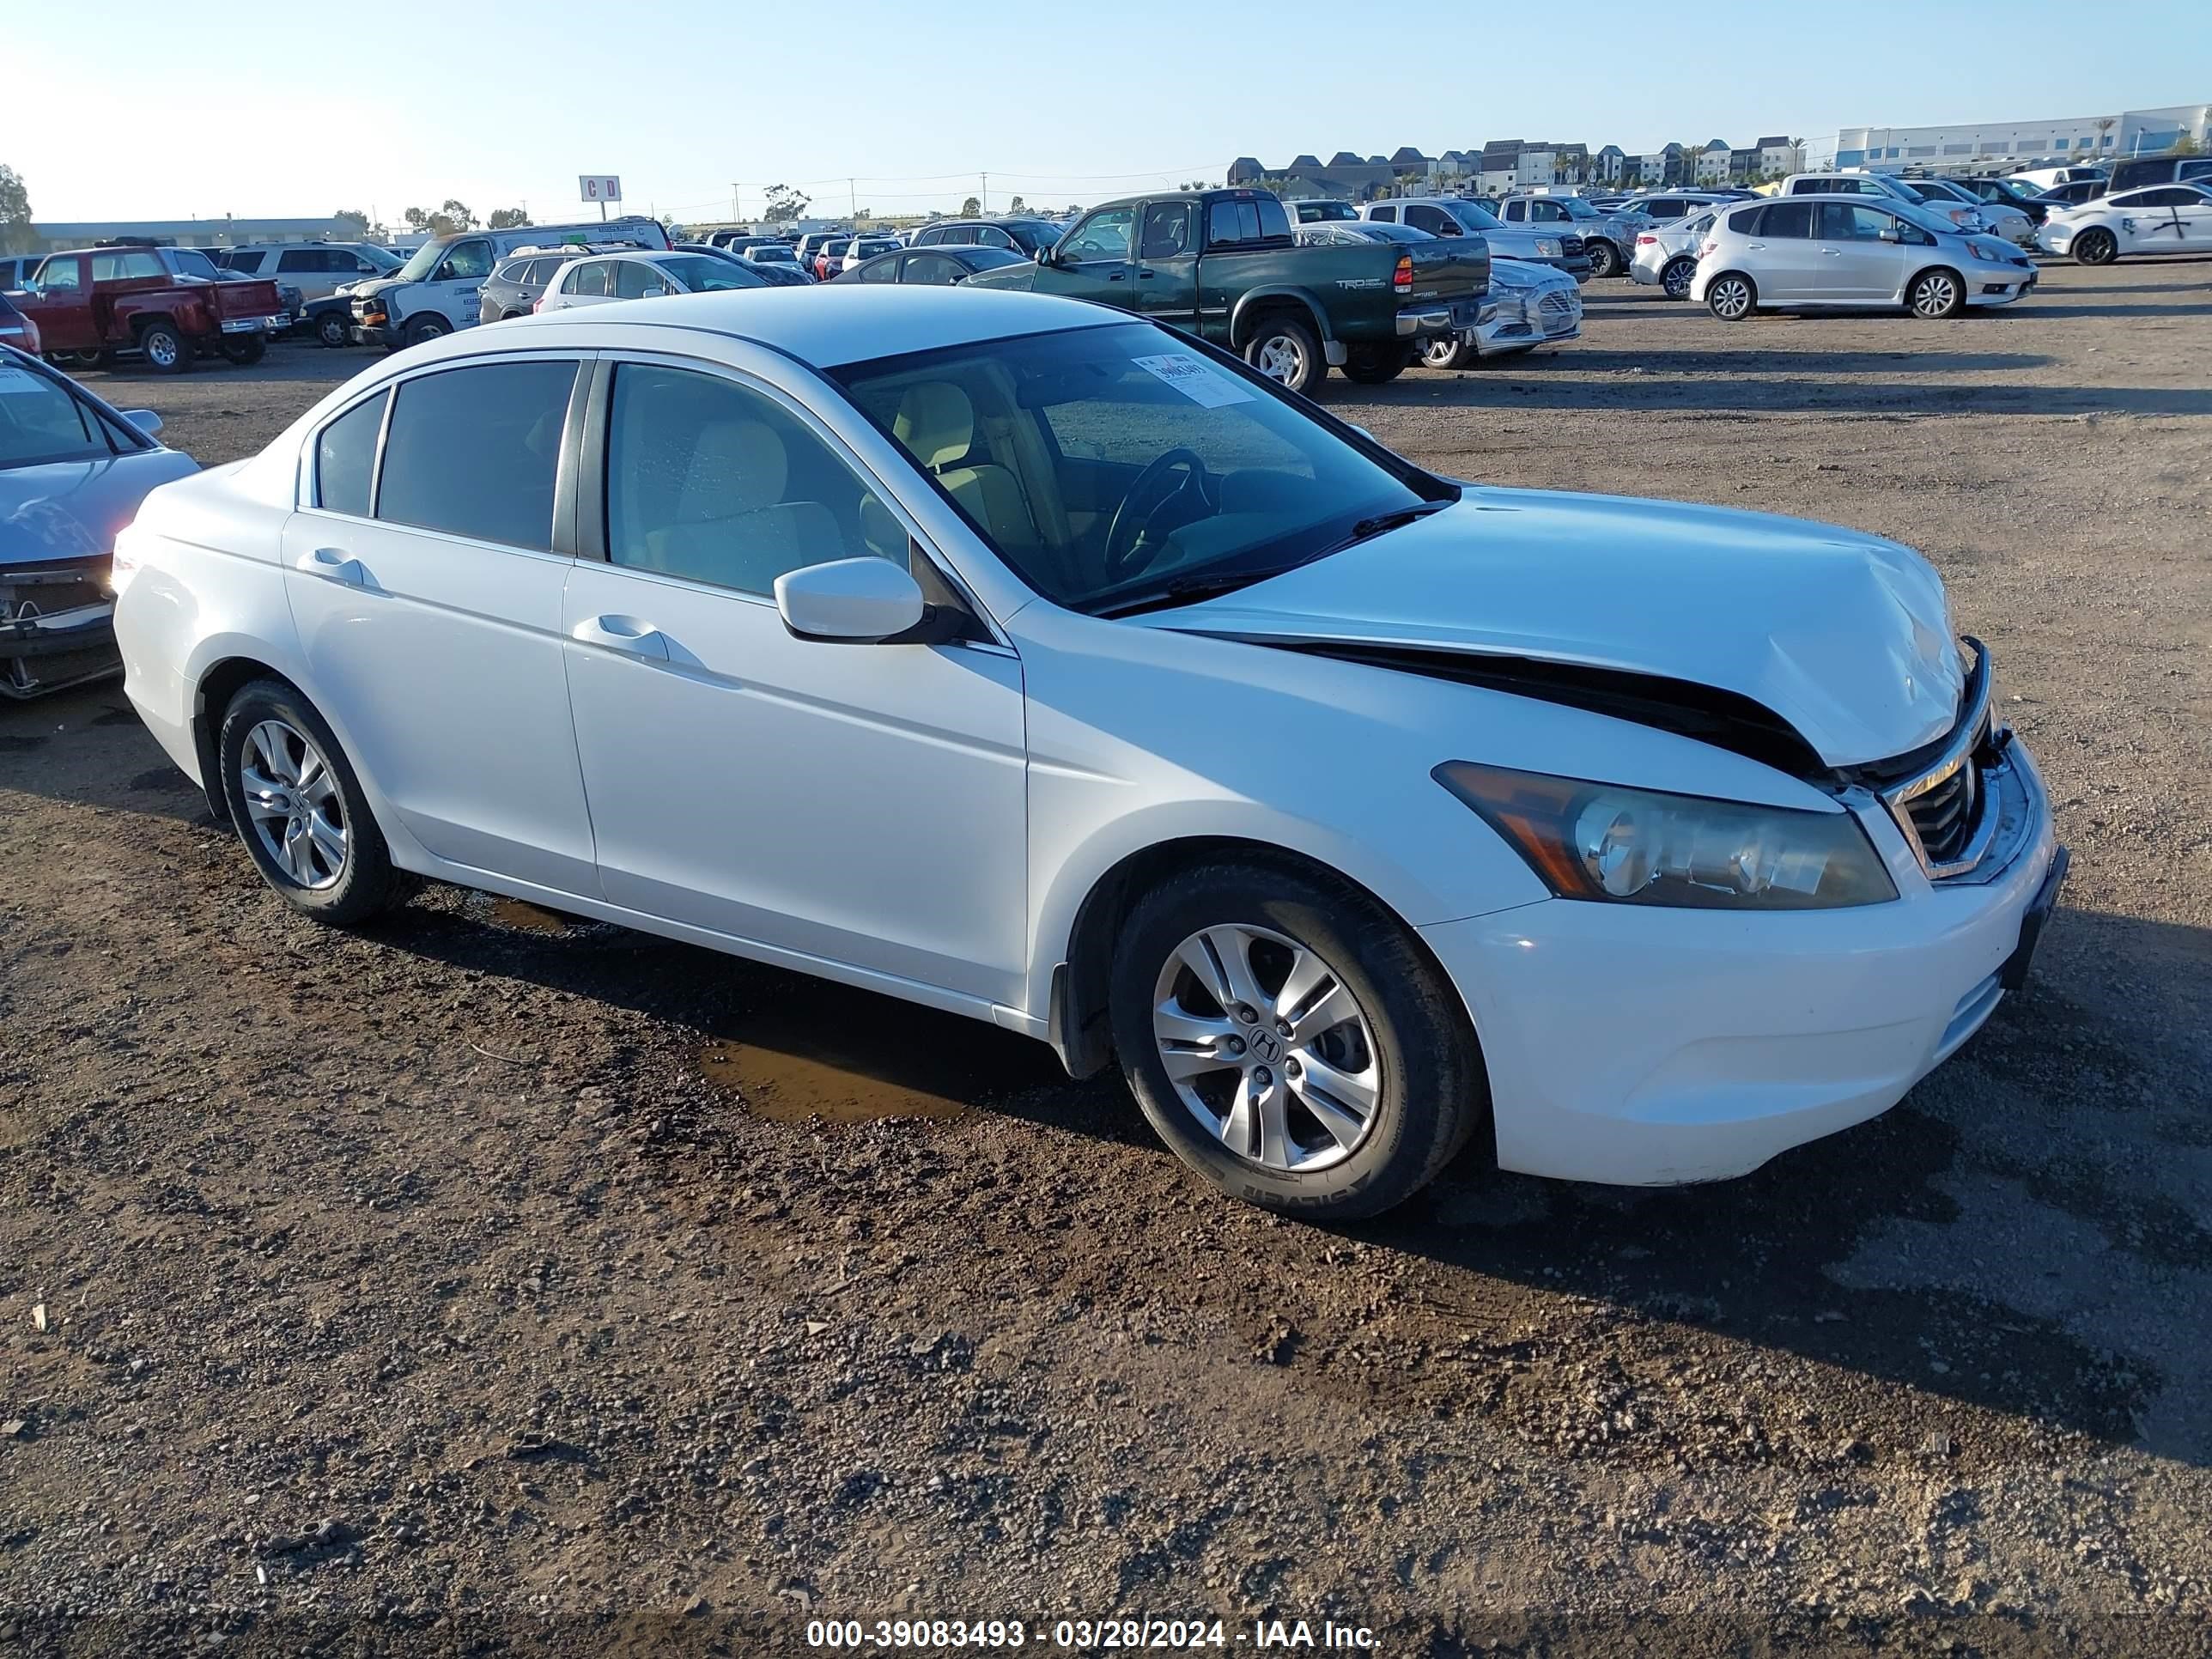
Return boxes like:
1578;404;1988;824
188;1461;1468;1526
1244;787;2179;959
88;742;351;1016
1103;448;1215;581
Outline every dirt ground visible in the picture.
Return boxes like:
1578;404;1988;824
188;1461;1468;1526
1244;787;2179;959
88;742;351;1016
4;260;2209;1657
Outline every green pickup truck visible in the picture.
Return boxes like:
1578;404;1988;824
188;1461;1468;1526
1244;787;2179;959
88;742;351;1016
964;188;1489;394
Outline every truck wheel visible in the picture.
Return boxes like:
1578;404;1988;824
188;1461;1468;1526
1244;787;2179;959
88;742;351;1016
316;312;352;349
1588;240;1622;278
220;333;268;366
402;314;450;348
137;319;193;374
1242;314;1323;396
1340;342;1413;385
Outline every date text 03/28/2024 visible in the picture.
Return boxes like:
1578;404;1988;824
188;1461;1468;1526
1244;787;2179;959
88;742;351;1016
805;1617;1379;1649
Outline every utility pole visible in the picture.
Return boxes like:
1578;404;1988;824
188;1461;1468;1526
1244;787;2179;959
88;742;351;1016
981;171;988;214
731;182;741;222
849;177;857;219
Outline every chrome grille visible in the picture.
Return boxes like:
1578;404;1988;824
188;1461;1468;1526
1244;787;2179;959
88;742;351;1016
1538;291;1575;316
1869;638;1999;881
1559;235;1586;257
1906;762;1978;865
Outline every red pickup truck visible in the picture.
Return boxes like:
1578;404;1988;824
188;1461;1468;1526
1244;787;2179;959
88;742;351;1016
14;246;289;373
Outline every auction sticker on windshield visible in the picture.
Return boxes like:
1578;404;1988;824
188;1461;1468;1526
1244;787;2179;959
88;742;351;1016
1132;353;1254;410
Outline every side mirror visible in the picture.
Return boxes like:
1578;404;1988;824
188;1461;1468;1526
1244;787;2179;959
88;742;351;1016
1877;227;1901;243
775;557;957;644
1033;245;1053;264
123;410;163;437
641;283;668;298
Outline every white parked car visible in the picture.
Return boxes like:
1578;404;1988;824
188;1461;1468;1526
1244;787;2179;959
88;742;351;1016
2038;183;2212;264
537;250;768;310
1417;258;1583;365
1694;197;2038;319
1630;209;1720;299
1888;179;2036;247
2006;165;2106;194
110;288;2064;1218
222;242;404;302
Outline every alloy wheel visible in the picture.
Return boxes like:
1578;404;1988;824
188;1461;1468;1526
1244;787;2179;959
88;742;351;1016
1254;334;1306;386
1709;276;1752;319
1912;272;1959;318
144;331;179;368
1662;259;1694;300
238;719;349;890
1152;923;1382;1173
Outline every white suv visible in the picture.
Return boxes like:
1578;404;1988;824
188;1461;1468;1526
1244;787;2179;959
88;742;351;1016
222;243;402;302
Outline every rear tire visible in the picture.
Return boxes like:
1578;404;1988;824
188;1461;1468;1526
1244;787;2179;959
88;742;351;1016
217;679;403;927
1340;342;1413;385
1660;257;1697;301
1419;336;1474;370
1241;313;1325;397
219;333;267;366
1705;271;1756;320
1908;267;1965;319
2072;228;2118;266
1109;860;1486;1219
1588;239;1622;279
137;319;193;374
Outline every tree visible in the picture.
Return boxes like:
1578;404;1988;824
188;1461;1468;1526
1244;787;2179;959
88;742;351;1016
2172;134;2202;157
761;183;811;226
403;201;479;237
440;198;477;231
960;196;981;217
333;207;371;238
1007;195;1025;213
0;164;33;255
487;208;532;229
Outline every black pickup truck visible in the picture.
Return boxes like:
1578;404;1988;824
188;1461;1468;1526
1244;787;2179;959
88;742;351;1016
965;188;1488;394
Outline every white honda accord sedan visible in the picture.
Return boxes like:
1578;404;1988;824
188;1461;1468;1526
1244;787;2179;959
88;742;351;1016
111;287;2067;1218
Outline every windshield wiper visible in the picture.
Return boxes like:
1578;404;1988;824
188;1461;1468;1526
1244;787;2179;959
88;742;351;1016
1093;565;1309;619
1316;499;1452;556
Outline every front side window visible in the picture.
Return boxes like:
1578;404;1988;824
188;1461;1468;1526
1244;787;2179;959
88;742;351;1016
440;240;493;281
614;259;666;298
1139;203;1194;259
972;226;1015;250
35;258;81;292
92;251;167;281
1062;210;1134;262
1816;202;1893;240
903;254;963;286
834;321;1437;615
375;361;577;549
855;254;898;283
0;358;112;468
315;391;386;516
605;363;883;595
1405;204;1452;234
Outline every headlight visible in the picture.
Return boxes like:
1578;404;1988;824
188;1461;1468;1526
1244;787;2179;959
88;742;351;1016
1968;240;2005;263
1434;763;1899;910
1536;237;1562;257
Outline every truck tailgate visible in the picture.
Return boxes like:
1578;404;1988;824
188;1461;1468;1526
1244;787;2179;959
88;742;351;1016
211;279;287;319
1401;235;1489;302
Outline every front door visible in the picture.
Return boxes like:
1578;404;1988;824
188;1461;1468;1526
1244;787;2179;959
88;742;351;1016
430;237;494;328
24;255;97;352
1130;201;1200;334
281;356;599;894
560;358;1029;1006
1811;201;1905;301
1032;205;1137;307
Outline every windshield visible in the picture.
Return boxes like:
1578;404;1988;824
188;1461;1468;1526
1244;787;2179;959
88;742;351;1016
360;245;404;271
173;249;223;279
1557;198;1601;219
1302;201;1358;222
393;241;446;283
832;322;1441;615
1446;201;1504;230
0;357;124;468
1890;198;1966;238
662;254;763;291
749;245;797;262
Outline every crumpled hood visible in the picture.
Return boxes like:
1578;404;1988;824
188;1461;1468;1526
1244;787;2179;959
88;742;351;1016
1;450;202;568
1142;488;1964;768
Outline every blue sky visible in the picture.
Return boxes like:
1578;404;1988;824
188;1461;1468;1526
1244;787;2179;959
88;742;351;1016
9;0;2207;224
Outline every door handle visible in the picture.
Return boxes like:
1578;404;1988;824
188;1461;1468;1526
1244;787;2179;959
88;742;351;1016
1747;242;1766;251
571;615;670;660
1107;270;1127;282
295;547;368;586
1135;268;1157;279
1820;248;1843;257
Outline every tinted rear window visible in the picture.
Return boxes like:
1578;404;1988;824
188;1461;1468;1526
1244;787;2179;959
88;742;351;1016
374;362;577;549
316;392;386;516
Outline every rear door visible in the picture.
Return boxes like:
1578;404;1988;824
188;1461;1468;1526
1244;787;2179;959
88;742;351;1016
281;355;599;894
1131;200;1199;331
1743;199;1822;300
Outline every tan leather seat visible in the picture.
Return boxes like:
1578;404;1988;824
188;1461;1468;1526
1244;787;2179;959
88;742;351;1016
892;382;1039;550
638;416;842;590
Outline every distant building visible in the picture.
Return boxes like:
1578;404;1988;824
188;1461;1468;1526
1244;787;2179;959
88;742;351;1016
24;216;356;253
1595;145;1626;185
1834;105;2210;171
1756;137;1802;179
1695;140;1732;185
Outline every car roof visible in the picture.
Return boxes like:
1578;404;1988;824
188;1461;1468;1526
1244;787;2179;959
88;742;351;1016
483;284;1119;367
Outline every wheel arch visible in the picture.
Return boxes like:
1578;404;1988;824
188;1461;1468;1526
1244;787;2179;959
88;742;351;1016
1229;288;1332;348
1044;833;1481;1087
189;653;299;823
1905;263;1966;307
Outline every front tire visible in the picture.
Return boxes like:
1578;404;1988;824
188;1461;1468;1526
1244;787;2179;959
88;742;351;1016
1109;860;1485;1218
1241;313;1325;396
1340;342;1413;385
1660;257;1697;301
316;311;352;348
138;319;193;374
402;314;450;349
1908;267;1965;319
2072;228;2118;266
218;679;402;926
1705;271;1756;320
1588;239;1622;279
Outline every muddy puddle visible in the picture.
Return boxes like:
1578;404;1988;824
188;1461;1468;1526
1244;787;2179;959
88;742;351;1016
696;981;1062;1126
486;896;583;934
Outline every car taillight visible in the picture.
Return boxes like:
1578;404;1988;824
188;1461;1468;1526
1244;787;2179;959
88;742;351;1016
1636;234;1656;246
1393;254;1413;294
532;297;544;313
1699;240;1718;258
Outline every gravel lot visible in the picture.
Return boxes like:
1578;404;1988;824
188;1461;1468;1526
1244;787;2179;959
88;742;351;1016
5;261;2209;1656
